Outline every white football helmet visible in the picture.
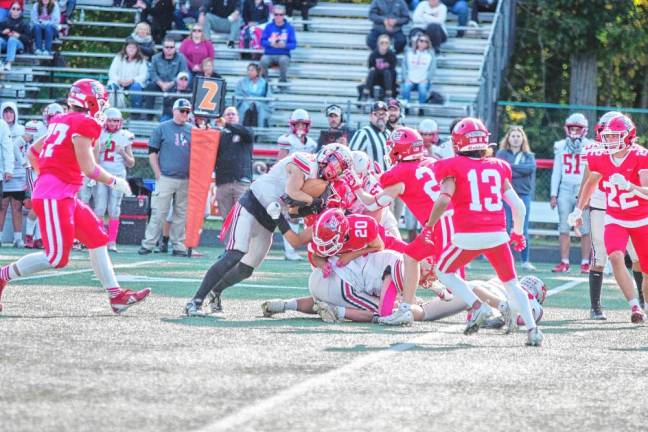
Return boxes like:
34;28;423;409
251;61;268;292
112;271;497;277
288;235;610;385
289;109;311;138
520;275;547;305
104;107;123;133
564;113;588;139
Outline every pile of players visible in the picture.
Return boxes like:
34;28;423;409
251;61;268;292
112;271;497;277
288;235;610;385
184;116;549;346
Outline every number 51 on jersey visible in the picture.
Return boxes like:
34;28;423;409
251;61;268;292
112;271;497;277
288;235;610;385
192;76;227;118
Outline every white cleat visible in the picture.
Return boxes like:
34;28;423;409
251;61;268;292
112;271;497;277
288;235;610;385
284;251;304;261
521;261;537;271
464;303;491;335
261;299;286;317
378;304;413;326
184;300;206;317
499;302;516;334
526;327;544;347
313;301;339;323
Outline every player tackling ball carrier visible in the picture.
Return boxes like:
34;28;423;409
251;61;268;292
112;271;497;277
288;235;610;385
0;79;150;314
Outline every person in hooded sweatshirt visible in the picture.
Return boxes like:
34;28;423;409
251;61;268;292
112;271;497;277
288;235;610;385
0;103;16;233
0;102;26;247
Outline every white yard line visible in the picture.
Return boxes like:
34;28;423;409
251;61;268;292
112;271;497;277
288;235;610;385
193;335;432;432
113;275;308;291
17;260;159;281
546;279;584;297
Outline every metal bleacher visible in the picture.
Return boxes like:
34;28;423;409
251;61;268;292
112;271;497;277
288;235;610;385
1;1;493;151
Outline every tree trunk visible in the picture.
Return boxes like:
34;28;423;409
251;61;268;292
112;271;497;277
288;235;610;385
569;52;598;128
641;71;648;109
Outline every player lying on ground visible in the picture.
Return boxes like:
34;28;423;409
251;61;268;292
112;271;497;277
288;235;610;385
184;144;354;316
261;249;545;329
0;79;150;314
569;113;648;324
385;118;542;346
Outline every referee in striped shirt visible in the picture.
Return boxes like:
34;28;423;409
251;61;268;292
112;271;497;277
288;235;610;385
349;101;390;171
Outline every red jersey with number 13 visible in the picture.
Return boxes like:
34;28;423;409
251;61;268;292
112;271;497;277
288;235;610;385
379;157;443;225
434;156;511;234
38;112;102;185
587;145;648;222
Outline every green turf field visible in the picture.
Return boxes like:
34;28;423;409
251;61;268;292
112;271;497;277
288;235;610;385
1;246;646;432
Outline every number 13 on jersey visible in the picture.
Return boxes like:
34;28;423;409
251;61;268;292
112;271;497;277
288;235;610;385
467;168;503;212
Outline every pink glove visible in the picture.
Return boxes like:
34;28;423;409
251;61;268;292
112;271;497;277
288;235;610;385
322;261;333;278
510;232;526;252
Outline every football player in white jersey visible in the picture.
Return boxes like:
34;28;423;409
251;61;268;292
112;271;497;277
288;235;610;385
550;113;592;273
93;108;135;252
184;144;353;316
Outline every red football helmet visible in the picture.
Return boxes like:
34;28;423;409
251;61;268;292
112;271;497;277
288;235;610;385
600;113;636;154
564;113;588;139
419;256;437;289
104;107;123;133
42;103;64;124
594;111;623;142
68;78;109;123
316;143;352;181
312;208;350;256
289;109;311;138
451;117;490;152
385;127;425;166
520;275;547;305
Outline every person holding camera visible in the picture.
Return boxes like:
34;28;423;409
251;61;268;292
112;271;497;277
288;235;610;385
316;104;355;151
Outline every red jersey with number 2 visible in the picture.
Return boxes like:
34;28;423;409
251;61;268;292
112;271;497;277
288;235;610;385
587;145;648;222
38;112;102;185
379;158;441;225
434;156;511;234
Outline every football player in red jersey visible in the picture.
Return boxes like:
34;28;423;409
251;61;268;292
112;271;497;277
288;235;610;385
570;113;648;323
349;127;455;326
412;117;542;346
0;79;150;314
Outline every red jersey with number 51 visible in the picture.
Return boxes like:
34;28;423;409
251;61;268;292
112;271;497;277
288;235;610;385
38;112;102;185
379;158;441;225
434;156;511;233
587;145;648;222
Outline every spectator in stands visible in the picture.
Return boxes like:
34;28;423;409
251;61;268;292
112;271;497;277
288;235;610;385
144;36;189;119
275;0;317;31
366;0;410;54
349;100;389;172
242;0;269;25
317;104;355;150
214;106;254;219
260;5;296;89
400;33;436;112
0;1;10;23
194;57;221;78
173;0;202;31
412;0;447;54
496;125;537;271
31;0;60;56
139;98;192;256
147;0;175;44
129;21;156;59
199;0;242;47
0;2;32;71
58;0;76;25
0;102;24;247
179;24;214;77
441;0;477;37
361;34;397;101
235;62;271;127
107;39;148;111
160;71;192;121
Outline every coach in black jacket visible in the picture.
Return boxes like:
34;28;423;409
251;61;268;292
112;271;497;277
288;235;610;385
214;106;254;218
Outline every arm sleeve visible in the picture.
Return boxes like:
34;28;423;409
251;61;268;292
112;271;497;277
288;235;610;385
108;56;120;84
276;134;291;150
148;125;163;153
348;129;365;152
395;1;410;25
412;3;425;26
387;51;397;70
503;188;526;234
31;4;39;25
401;52;409;82
261;25;271;48
427;51;437;82
369;0;386;25
51;4;61;26
513;152;536;176
150;56;161;83
550;150;562;197
0;123;13;174
285;26;297;50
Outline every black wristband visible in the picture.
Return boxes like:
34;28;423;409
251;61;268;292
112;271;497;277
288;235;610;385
277;217;290;234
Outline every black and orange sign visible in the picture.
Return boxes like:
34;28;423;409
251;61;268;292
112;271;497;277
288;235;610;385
192;76;226;118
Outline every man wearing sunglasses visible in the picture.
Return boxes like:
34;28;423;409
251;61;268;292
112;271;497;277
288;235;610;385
260;5;297;90
139;98;193;257
144;36;189;119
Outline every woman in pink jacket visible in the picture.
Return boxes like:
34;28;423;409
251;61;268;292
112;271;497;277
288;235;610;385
179;24;214;76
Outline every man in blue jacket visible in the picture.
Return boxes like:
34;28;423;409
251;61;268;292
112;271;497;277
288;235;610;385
260;5;297;89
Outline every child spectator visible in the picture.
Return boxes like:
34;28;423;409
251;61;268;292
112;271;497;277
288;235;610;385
361;33;397;101
179;24;214;76
194;57;221;78
0;2;31;71
107;39;148;110
31;0;60;55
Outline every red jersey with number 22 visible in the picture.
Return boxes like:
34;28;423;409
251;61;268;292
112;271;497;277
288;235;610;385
434;156;511;234
38;112;102;185
587;145;648;222
379;157;442;225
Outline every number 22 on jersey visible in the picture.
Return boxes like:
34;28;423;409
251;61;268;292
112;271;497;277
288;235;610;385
42;123;70;158
467;168;503;212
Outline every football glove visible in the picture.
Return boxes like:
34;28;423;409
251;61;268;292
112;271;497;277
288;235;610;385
567;207;582;227
111;177;132;196
509;232;526;252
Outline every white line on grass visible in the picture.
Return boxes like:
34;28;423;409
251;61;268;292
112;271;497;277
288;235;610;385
194;334;433;432
17;260;159;281
112;275;308;290
546;279;584;297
